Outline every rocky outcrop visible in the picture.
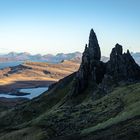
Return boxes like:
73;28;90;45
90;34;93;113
106;44;140;81
88;29;101;60
71;29;105;96
71;29;140;97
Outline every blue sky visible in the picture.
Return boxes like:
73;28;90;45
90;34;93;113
0;0;139;56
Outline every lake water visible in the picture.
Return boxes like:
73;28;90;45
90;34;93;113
0;62;49;99
0;87;48;99
0;61;23;69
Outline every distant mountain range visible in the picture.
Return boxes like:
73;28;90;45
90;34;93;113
131;52;140;65
0;51;139;65
0;52;82;63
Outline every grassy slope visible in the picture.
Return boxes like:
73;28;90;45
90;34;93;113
81;83;140;135
0;81;140;140
0;73;75;129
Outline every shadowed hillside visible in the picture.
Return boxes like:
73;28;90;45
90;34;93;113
0;29;140;140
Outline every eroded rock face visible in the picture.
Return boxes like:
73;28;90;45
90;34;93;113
71;29;140;97
106;44;140;81
71;29;105;96
88;29;101;60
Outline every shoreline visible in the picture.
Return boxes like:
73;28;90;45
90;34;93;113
0;87;49;99
0;80;55;94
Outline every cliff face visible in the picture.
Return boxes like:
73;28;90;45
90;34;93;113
107;44;140;81
71;29;105;96
71;29;140;97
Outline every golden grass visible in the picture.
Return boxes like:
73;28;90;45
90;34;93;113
0;60;79;86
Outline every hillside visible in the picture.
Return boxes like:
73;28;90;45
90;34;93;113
0;29;139;140
0;75;139;140
0;60;80;93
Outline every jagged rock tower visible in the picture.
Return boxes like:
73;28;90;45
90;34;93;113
106;44;140;81
71;29;140;97
71;29;105;96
